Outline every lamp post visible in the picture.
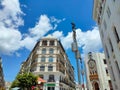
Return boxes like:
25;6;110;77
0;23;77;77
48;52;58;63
71;22;82;90
71;22;86;90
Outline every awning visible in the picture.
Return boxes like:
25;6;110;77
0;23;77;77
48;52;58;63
37;77;46;83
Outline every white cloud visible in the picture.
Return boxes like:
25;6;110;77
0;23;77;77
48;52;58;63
0;0;24;55
0;1;101;56
0;0;24;28
50;16;64;23
50;16;66;30
20;36;37;50
0;27;22;55
52;31;63;39
53;27;102;54
29;15;53;40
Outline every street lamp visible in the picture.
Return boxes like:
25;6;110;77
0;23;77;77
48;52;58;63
71;22;86;90
71;22;82;90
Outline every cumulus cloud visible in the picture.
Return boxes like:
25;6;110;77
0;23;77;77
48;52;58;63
0;1;65;56
0;0;101;56
52;31;63;39
0;27;22;55
51;27;102;54
0;0;24;28
0;0;24;55
29;15;53;40
20;36;37;50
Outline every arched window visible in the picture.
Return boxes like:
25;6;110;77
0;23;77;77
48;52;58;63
41;56;46;62
49;48;54;54
49;56;53;62
42;48;46;54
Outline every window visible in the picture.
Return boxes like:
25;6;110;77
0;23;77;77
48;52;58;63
48;87;55;90
49;48;54;54
41;56;45;62
98;16;100;24
103;59;107;64
49;56;53;62
108;80;113;90
104;20;107;30
49;40;54;46
101;30;104;38
109;38;114;52
40;66;45;71
48;66;53;71
115;61;120;78
105;68;109;75
30;67;36;72
42;48;46;54
113;26;120;43
111;66;115;81
106;7;111;18
105;46;109;59
48;75;55;82
42;40;47;46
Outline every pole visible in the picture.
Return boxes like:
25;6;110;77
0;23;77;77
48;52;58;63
71;22;81;90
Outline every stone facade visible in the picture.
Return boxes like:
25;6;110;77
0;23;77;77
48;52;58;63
93;0;120;90
85;52;112;90
20;35;75;90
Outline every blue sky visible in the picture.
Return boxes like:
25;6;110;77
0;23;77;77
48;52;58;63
0;0;103;82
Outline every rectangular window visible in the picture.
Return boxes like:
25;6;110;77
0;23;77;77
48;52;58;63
42;40;47;46
103;59;107;64
105;46;109;59
111;66;115;81
109;39;114;52
49;40;54;46
113;26;120;43
115;61;120;78
40;66;45;71
106;7;111;18
105;68;109;75
101;30;104;38
108;80;113;90
48;66;53;71
48;75;55;82
104;20;107;30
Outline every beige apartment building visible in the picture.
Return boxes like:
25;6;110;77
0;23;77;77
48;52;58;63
85;52;112;90
20;35;75;90
93;0;120;90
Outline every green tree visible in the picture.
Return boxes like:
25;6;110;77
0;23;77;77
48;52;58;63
11;73;37;90
11;79;19;88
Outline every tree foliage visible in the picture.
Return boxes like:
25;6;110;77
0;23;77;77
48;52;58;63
11;73;37;89
11;79;19;88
